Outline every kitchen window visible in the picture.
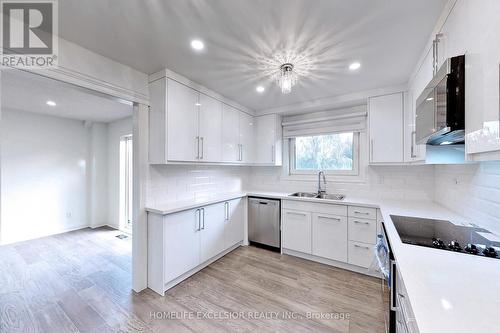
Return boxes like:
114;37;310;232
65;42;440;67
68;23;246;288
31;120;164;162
289;132;359;175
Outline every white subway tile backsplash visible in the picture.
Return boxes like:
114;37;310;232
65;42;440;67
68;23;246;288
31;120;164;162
147;160;500;235
435;161;500;234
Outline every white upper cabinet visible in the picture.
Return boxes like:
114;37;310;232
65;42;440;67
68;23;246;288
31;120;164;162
369;92;405;163
239;112;255;163
222;104;241;163
254;114;283;166
166;79;200;162
198;93;222;162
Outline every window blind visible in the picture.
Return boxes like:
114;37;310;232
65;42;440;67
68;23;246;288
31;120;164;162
282;105;367;138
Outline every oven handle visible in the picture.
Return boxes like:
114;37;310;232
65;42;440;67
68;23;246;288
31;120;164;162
390;259;398;311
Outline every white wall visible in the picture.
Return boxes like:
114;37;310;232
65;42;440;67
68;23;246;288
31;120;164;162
88;122;108;228
435;161;500;234
0;110;89;244
108;117;133;229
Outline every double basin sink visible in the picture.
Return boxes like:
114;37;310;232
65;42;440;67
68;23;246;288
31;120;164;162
289;192;345;201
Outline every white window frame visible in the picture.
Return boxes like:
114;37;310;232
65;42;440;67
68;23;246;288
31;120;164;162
288;132;360;176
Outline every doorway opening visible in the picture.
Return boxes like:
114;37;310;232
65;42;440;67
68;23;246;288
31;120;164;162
120;134;133;233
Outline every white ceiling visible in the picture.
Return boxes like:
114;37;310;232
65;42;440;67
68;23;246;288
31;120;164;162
1;70;133;123
59;0;446;111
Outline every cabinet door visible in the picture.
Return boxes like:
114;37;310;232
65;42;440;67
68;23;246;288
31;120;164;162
282;209;311;254
239;112;255;163
312;213;348;262
369;93;404;163
255;114;277;164
222;104;240;162
198;93;222;162
224;198;244;248
164;209;201;282
200;203;226;263
167;79;200;162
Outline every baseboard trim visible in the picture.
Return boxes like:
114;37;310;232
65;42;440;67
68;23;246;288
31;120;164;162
0;224;89;245
90;224;119;230
152;242;243;296
282;248;382;279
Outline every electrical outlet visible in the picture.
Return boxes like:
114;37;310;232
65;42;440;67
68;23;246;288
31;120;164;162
66;212;72;219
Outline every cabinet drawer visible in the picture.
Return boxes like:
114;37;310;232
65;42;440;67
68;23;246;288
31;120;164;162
348;217;377;244
348;206;376;220
348;241;374;268
282;200;347;216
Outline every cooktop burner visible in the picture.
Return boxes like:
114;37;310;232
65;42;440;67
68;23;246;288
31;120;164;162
390;215;500;259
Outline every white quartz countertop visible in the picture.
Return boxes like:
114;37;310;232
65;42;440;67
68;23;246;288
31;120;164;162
378;201;500;333
145;191;500;332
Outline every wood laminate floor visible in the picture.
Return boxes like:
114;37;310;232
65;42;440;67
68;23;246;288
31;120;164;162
0;227;385;333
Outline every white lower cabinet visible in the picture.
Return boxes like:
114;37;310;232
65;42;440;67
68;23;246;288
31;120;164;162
148;198;244;295
312;213;348;262
282;200;377;274
200;204;226;263
282;209;312;254
347;241;373;268
224;198;244;248
163;209;201;283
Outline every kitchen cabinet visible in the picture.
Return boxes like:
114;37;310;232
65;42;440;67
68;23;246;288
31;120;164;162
149;78;223;163
369;92;405;164
224;198;244;248
222;104;241;162
166;79;200;162
162;209;201;283
254;114;283;165
200;203;226;262
239;112;255;163
348;241;373;268
312;213;347;262
198;93;222;162
147;199;244;295
282;209;312;254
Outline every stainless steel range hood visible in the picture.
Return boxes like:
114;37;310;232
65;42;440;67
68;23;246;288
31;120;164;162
416;55;465;146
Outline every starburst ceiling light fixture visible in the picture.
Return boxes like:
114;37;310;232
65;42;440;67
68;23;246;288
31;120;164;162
277;63;297;94
258;51;314;95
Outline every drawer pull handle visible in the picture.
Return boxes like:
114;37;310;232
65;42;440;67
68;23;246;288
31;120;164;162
318;216;341;221
354;244;370;250
354;220;370;225
354;211;370;215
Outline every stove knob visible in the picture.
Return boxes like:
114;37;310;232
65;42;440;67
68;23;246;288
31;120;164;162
449;240;461;251
483;247;498;258
465;244;478;254
432;238;446;249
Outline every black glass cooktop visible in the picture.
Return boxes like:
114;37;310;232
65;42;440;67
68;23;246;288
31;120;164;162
390;215;500;259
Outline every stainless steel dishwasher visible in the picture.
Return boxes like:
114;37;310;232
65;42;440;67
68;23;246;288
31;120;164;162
248;197;281;250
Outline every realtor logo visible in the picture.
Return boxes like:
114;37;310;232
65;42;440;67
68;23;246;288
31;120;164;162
1;0;58;68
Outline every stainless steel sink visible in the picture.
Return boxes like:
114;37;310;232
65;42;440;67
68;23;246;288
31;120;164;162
288;192;345;200
289;192;319;198
316;193;345;201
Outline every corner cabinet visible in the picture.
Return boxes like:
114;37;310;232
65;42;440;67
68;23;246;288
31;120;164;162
254;114;283;165
147;198;244;295
149;75;281;166
368;92;405;164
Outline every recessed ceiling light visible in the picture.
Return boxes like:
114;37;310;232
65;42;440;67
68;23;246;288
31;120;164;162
195;102;201;106
191;39;204;51
256;86;265;93
426;97;434;101
349;62;361;71
46;100;56;106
